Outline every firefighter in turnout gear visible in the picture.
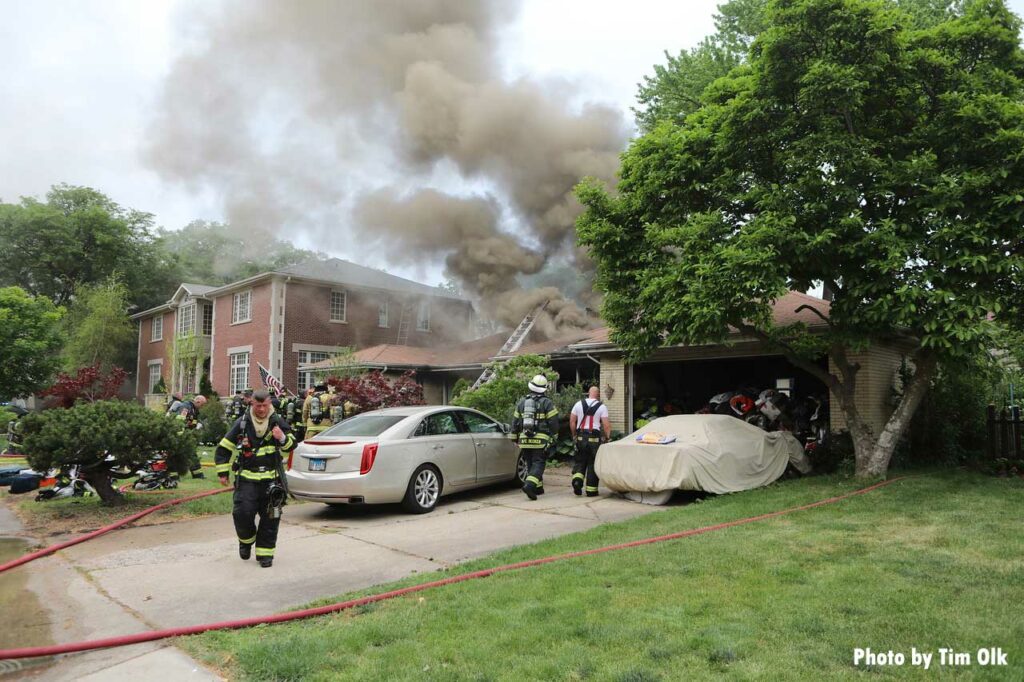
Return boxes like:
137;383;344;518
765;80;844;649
512;374;559;500
215;389;295;568
569;385;611;497
172;395;207;479
302;382;331;440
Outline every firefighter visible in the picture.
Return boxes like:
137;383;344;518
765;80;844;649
172;394;208;478
302;382;330;440
227;390;245;422
214;389;295;568
512;374;559;500
569;385;611;497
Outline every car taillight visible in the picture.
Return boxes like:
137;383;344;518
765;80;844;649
287;450;294;470
360;443;378;475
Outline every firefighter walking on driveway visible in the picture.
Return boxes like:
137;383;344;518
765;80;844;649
513;374;559;500
570;385;611;497
215;389;295;568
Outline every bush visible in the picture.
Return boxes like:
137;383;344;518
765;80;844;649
39;364;128;408
21;400;193;504
327;370;425;414
453;355;558;424
197;398;228;445
152;376;167;394
450;378;470;402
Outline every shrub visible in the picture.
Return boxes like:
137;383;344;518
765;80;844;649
453;355;558;424
450;378;470;402
152;376;167;394
39;364;128;408
20;400;193;504
197;397;228;445
327;370;425;414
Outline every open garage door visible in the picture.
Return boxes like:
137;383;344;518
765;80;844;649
631;352;829;432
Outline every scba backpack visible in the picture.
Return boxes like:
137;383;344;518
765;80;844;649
521;396;538;436
309;393;324;424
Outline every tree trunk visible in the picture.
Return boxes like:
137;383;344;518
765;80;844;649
81;468;126;506
844;353;938;479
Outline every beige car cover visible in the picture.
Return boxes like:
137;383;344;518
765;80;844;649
596;414;810;497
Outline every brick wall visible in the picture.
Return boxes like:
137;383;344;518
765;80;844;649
211;282;274;395
281;281;474;390
599;354;630;433
135;311;171;401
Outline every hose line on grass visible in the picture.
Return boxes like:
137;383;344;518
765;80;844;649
0;477;904;661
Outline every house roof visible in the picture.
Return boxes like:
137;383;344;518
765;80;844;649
569;291;831;351
214;257;462;301
302;291;831;371
180;283;217;297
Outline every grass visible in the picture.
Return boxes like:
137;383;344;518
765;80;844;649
180;471;1023;681
0;446;234;535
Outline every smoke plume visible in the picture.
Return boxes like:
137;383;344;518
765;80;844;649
145;0;628;333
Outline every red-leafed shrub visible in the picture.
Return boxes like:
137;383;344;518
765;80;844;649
326;370;424;414
40;364;128;408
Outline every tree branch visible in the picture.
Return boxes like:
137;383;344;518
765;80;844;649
794;304;833;327
736;323;841;393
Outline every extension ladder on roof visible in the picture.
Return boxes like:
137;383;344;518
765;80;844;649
469;300;549;391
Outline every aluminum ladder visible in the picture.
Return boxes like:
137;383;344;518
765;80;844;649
469;300;549;390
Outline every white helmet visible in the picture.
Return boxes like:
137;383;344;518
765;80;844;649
528;374;549;393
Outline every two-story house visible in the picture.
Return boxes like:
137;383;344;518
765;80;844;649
131;258;475;403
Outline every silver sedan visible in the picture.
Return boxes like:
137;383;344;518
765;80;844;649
285;406;529;513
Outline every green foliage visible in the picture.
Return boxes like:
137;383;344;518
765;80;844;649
158;220;323;286
0;287;65;400
198;373;216;399
61;278;135;372
450;378;470;402
0;184;178;311
197;398;228;446
452;355;559;424
580;0;1024;475
21;400;193;474
152;376;167;394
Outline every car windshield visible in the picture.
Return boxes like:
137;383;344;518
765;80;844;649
318;414;407;437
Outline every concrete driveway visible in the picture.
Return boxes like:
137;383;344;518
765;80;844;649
3;468;668;680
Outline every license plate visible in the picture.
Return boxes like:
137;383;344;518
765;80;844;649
308;458;326;472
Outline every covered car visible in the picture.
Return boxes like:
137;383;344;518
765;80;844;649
595;414;811;499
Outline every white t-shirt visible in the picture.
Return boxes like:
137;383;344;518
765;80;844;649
571;399;609;433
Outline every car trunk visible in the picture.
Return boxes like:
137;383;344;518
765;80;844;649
293;436;377;475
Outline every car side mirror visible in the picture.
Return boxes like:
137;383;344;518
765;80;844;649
501;423;511;434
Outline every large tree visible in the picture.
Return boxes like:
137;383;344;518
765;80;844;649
578;0;1024;478
0;287;65;400
61;278;136;372
0;184;178;311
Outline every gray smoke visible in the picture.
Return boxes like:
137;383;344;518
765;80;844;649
144;0;627;332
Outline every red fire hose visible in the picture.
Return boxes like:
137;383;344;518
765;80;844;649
0;487;230;575
0;477;903;660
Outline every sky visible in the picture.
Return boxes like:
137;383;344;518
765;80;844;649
0;1;718;233
2;0;1023;298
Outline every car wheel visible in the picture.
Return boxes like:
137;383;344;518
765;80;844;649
513;451;529;486
402;464;442;514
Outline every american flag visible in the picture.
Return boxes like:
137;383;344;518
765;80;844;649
258;362;286;395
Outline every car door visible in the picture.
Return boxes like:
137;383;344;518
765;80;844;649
413;411;476;487
457;409;516;481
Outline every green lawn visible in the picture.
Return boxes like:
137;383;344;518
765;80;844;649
181;471;1023;681
1;446;234;534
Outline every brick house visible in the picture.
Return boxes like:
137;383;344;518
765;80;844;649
131;258;474;403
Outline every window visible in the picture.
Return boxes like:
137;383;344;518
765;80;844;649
202;303;213;335
423;412;462;436
150;315;163;342
416;300;430;332
378;299;389;328
297;350;331;392
229;352;249;394
330;290;347;322
176;304;195;337
178;361;197;394
148;363;162;392
458;410;502;433
232;290;251;324
322;414;406;437
775;378;794;397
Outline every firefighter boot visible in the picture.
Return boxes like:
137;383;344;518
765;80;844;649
522;476;541;501
239;543;252;560
259;557;273;568
571;473;584;496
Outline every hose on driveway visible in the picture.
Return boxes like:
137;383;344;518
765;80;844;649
0;477;903;660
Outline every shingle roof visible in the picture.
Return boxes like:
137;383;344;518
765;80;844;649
181;283;217;297
278;258;464;299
